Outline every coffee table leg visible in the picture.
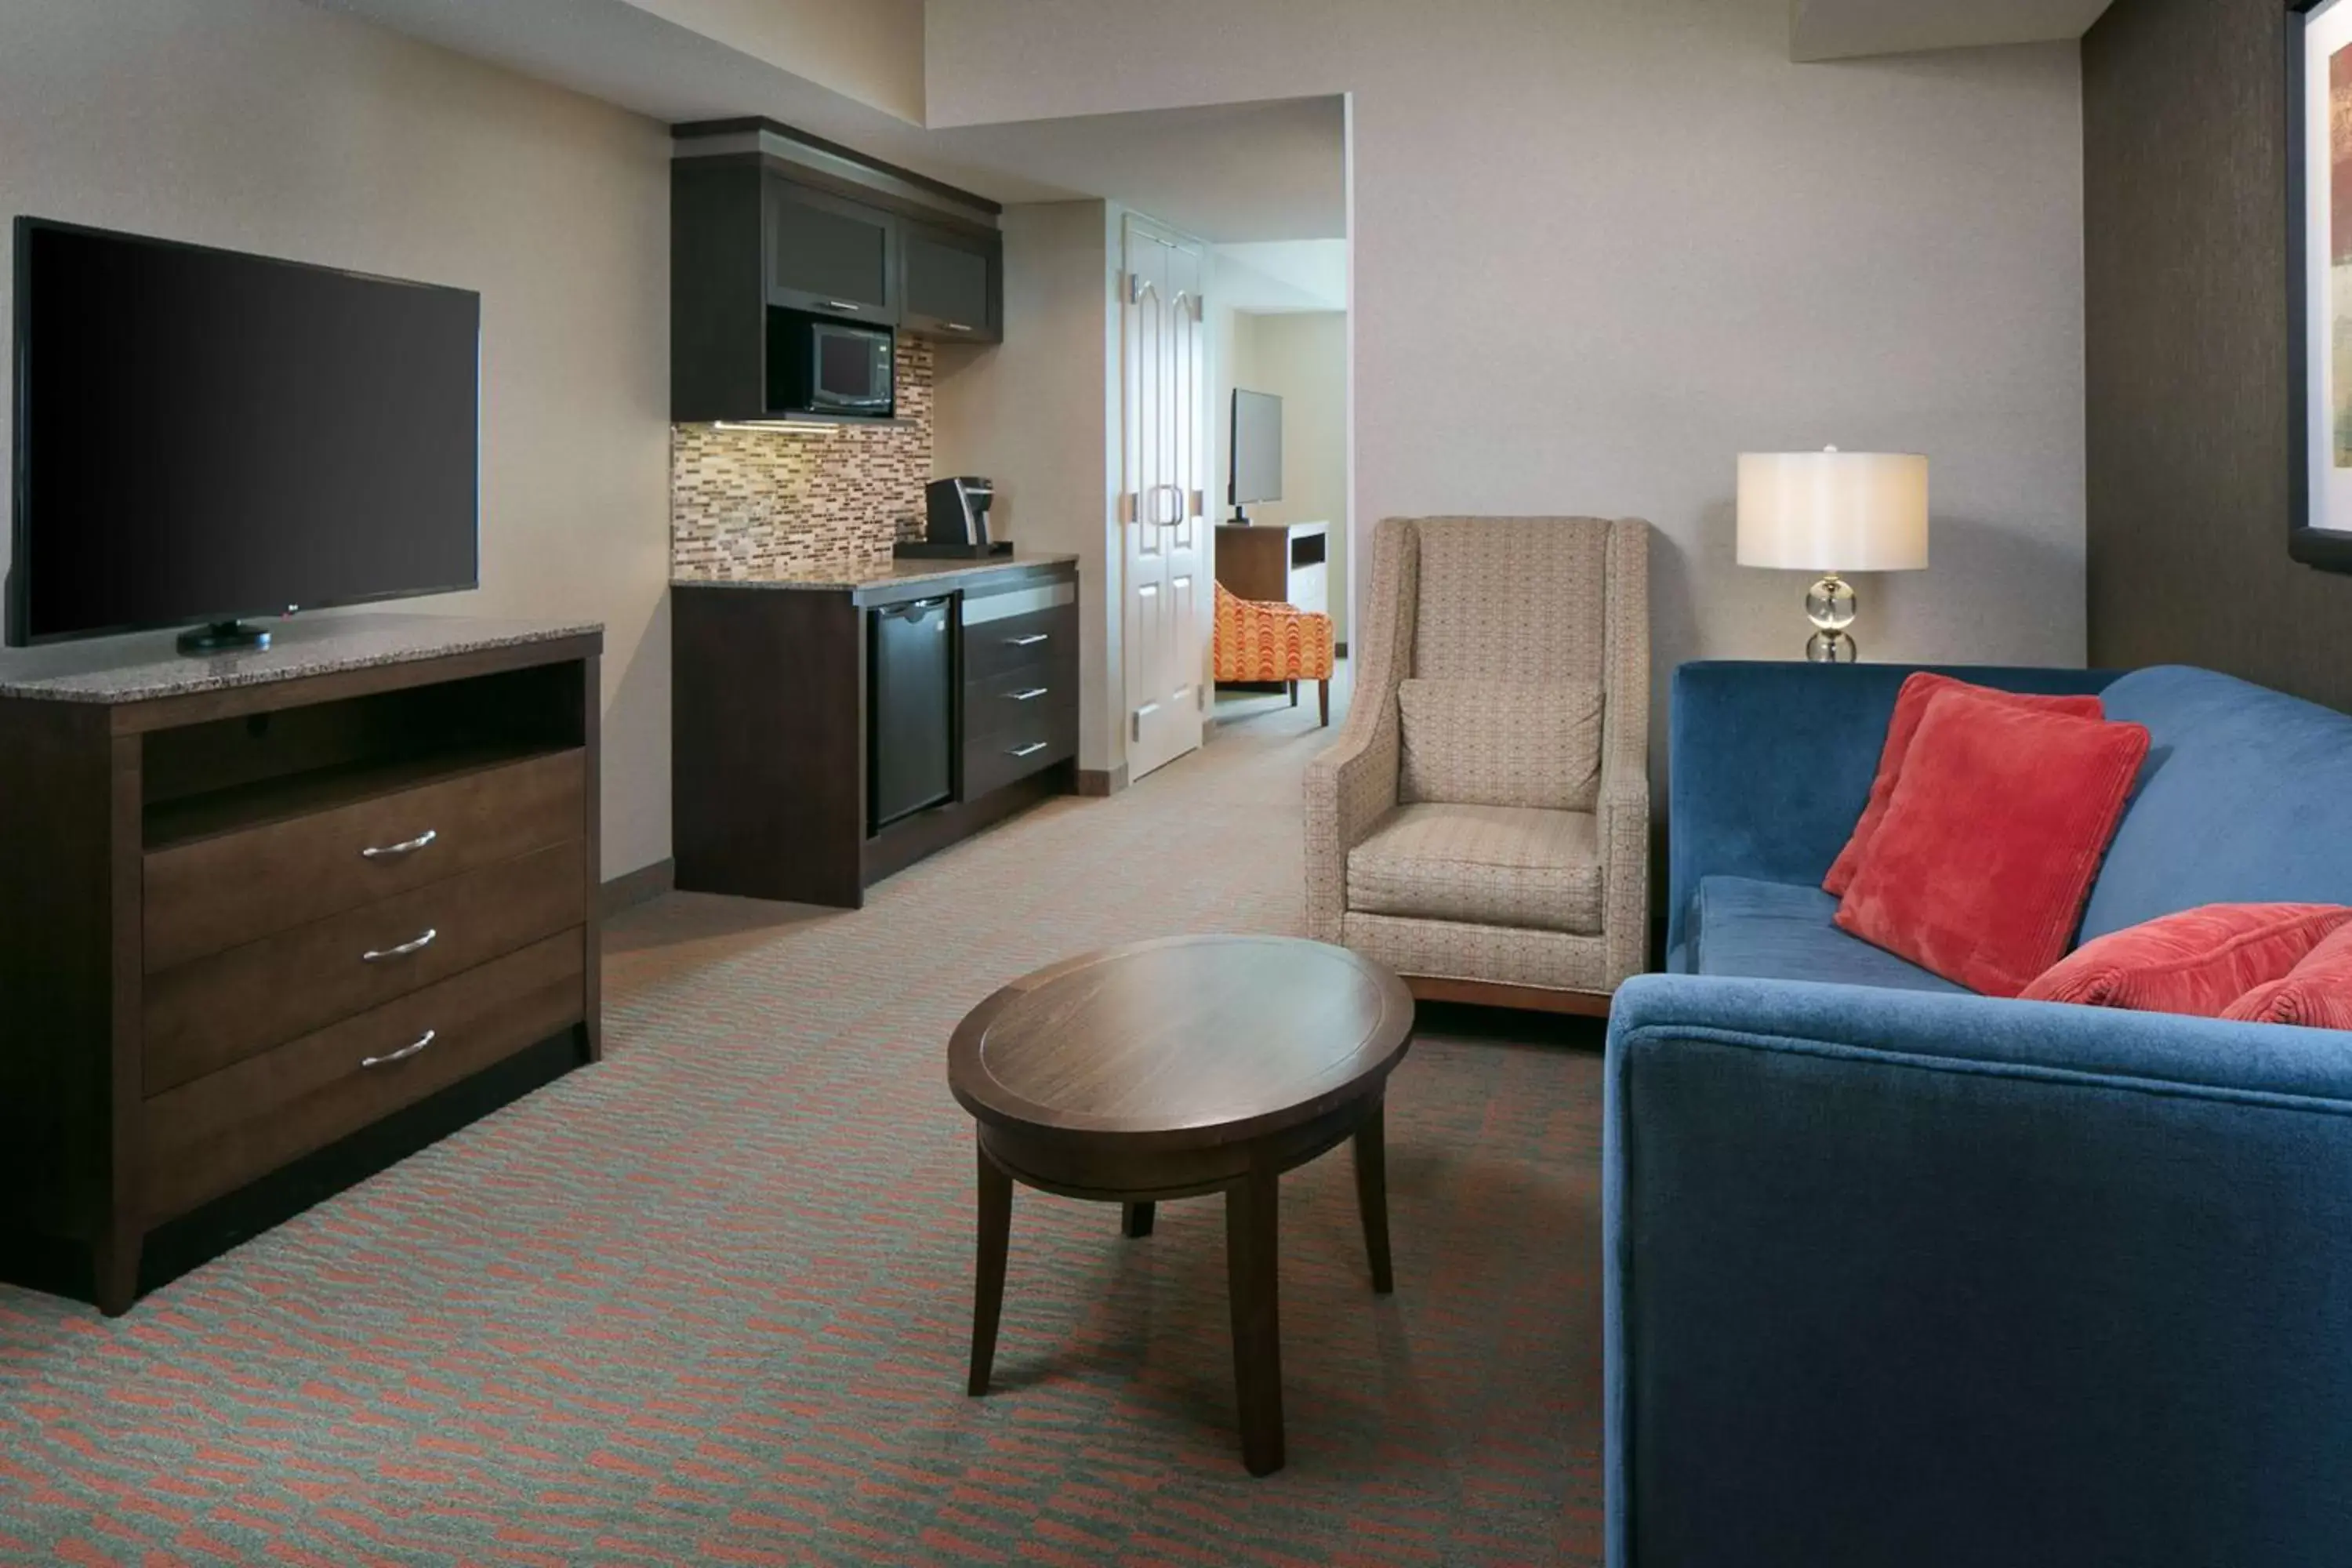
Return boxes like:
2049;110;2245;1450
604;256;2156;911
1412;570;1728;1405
1225;1167;1285;1475
1123;1202;1156;1238
1354;1098;1395;1294
969;1145;1012;1397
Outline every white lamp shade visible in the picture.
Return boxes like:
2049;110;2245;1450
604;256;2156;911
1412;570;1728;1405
1737;450;1929;572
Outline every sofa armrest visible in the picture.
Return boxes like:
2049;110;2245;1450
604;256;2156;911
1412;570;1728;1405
1666;661;2117;967
1604;974;2352;1566
1302;689;1398;942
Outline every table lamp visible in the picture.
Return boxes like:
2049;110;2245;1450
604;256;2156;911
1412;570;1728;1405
1737;447;1929;662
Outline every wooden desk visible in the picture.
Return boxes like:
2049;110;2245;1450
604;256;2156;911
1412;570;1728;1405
1216;521;1327;615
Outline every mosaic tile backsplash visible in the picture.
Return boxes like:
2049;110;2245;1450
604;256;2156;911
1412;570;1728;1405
671;335;935;579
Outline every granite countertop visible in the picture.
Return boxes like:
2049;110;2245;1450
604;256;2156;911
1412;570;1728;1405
672;551;1080;594
0;612;604;705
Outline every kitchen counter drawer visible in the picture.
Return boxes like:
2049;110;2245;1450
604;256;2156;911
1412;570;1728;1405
141;929;586;1221
965;666;1075;743
962;601;1077;686
145;748;586;972
964;708;1077;800
143;839;586;1095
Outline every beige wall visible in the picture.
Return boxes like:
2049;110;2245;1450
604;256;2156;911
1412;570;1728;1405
929;0;2092;728
1226;312;1351;642
0;0;673;877
932;201;1125;774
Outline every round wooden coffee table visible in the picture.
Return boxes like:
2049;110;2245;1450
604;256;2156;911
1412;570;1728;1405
947;934;1415;1476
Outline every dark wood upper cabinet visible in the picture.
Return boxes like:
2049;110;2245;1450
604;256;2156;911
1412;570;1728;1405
670;125;1005;420
764;177;898;322
901;220;1002;344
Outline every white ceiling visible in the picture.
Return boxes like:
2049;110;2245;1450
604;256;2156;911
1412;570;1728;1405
303;0;1345;241
1790;0;2117;62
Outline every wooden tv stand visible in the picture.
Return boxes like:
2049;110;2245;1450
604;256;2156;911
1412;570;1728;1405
0;614;603;1315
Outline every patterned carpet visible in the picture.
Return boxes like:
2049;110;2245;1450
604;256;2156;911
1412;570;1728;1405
0;691;1606;1566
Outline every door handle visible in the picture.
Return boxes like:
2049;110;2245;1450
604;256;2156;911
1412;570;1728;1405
1007;742;1050;759
1152;483;1186;527
361;928;438;964
1005;633;1050;648
1007;688;1049;702
822;298;862;314
942;321;973;333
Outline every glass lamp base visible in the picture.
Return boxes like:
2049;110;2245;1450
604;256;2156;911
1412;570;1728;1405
1806;630;1858;663
1803;573;1858;662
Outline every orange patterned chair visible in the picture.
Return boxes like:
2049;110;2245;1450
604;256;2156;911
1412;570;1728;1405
1214;581;1336;726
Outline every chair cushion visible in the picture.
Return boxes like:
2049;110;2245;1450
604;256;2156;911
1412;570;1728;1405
1693;876;1966;994
1835;687;2150;997
1348;803;1602;935
1397;678;1603;811
2020;903;2352;1016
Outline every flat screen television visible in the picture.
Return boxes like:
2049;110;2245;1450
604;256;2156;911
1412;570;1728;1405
9;217;481;652
1229;388;1282;524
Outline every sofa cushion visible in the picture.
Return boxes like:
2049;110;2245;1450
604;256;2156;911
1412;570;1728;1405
1835;688;2149;996
2021;903;2352;1016
1397;678;1603;811
2085;666;2352;940
2225;923;2352;1029
1824;673;2105;897
1348;802;1601;935
1693;876;1965;993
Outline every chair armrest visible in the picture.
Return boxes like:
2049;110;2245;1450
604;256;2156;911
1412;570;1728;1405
1604;974;2352;1566
1598;750;1650;989
1666;661;2118;967
1302;688;1398;942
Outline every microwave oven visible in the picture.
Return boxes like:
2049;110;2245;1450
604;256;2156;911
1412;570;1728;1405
769;309;895;416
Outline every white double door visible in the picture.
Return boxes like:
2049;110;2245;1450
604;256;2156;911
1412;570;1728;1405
1120;215;1208;783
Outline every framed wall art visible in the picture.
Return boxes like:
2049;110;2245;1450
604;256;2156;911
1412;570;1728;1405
2291;0;2352;570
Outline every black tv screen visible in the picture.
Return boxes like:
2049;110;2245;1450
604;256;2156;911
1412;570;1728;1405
9;218;480;645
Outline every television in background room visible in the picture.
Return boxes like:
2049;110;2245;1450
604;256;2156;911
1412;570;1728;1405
8;217;481;652
1229;388;1282;524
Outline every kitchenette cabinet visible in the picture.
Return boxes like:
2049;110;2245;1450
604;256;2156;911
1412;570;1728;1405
671;557;1079;909
670;120;1006;422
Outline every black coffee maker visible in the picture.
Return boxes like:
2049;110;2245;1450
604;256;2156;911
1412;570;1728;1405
898;477;1012;559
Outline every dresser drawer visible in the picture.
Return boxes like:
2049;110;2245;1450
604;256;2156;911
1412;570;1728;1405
962;602;1077;686
145;748;586;972
141;929;586;1220
143;838;586;1095
965;665;1075;744
963;706;1077;800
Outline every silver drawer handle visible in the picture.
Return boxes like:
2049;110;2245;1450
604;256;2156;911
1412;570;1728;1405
1007;742;1050;758
943;321;973;332
1007;687;1050;702
361;1029;435;1069
361;829;437;861
361;928;438;964
1005;633;1050;648
822;298;862;313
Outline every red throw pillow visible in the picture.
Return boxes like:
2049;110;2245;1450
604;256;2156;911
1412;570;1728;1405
2020;904;2352;1015
1824;673;2105;897
2223;924;2352;1029
1835;687;2150;997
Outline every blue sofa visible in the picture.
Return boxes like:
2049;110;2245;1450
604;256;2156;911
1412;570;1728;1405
1604;662;2352;1567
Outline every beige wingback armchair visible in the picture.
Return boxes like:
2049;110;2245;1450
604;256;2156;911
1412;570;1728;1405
1304;516;1650;1013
